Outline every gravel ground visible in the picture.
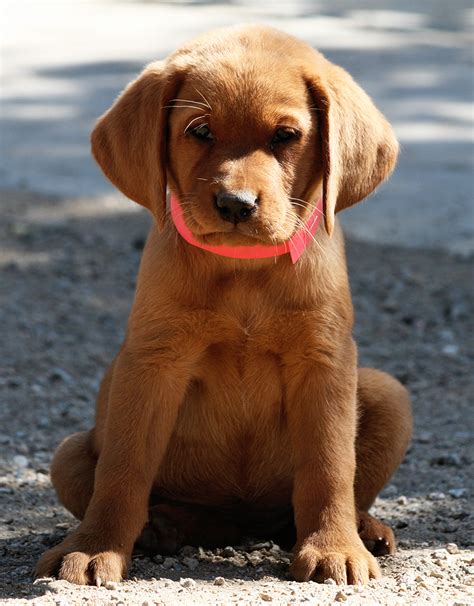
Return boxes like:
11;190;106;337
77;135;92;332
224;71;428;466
0;190;473;605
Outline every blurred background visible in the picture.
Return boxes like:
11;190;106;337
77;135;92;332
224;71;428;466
1;0;473;252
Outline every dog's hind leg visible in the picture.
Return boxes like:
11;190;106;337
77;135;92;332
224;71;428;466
49;361;115;521
354;367;412;555
50;430;97;520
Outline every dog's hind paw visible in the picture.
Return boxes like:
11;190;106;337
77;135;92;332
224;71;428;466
357;511;396;556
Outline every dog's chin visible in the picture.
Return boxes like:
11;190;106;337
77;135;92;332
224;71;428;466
194;227;290;247
197;231;261;247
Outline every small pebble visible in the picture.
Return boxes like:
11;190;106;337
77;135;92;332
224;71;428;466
442;344;459;356
249;542;272;551
417;431;432;444
419;582;431;590
449;488;467;499
260;594;272;602
431;549;448;559
179;545;197;557
105;581;118;590
397;495;408;505
222;546;237;557
12;455;29;468
229;555;247;567
182;556;199;570
447;543;460;554
335;591;348;602
48;368;72;383
213;576;225;586
441;524;458;533
428;492;446;501
453;431;471;441
323;578;336;585
246;553;263;567
180;578;196;588
162;557;178;569
432;453;462;467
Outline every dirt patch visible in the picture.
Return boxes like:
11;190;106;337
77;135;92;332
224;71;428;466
1;190;473;605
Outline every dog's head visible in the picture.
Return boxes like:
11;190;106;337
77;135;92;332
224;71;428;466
92;26;398;243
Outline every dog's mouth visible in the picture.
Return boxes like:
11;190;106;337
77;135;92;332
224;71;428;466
173;192;310;248
189;220;292;248
181;209;298;248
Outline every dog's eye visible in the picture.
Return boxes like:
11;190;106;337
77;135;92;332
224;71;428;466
271;127;298;146
190;124;213;141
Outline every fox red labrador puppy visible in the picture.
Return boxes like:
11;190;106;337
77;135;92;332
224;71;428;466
36;25;412;586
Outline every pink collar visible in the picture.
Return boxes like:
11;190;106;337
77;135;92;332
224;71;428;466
169;193;323;264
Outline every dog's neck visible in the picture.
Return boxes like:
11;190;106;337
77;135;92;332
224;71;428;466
169;193;323;264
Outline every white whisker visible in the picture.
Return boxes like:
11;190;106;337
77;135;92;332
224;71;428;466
171;97;209;108
193;88;212;111
164;104;207;112
184;114;209;134
289;197;326;218
292;211;328;261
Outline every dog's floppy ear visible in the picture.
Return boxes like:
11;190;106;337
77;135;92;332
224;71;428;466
306;59;399;236
91;61;181;229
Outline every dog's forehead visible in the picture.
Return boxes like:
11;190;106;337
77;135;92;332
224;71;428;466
177;64;311;132
171;27;316;124
186;70;305;108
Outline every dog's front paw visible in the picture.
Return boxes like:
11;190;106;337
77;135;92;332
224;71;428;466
35;532;129;585
291;535;381;584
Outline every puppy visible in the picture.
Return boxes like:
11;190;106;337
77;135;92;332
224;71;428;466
36;25;412;586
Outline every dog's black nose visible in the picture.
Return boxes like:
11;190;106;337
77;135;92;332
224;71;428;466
215;191;258;224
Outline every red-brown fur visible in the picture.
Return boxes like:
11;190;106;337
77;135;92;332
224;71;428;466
36;25;412;586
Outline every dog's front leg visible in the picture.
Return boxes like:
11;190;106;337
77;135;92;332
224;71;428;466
285;339;381;585
36;350;188;585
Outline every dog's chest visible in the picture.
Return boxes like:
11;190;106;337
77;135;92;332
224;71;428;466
191;288;288;428
157;281;301;501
